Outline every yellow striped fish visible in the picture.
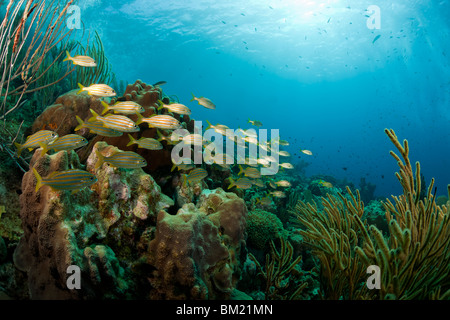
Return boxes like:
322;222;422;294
89;109;139;132
205;120;230;136
101;101;144;115
191;93;216;109
228;177;253;190
275;180;291;187
238;165;261;179
77;83;116;97
39;134;88;156
181;167;208;186
95;150;147;170
158;101;191;115
63;51;97;67
180;133;204;146
75;116;123;137
157;130;179;145
15;130;58;157
32;168;97;192
127;134;163;150
135;112;181;129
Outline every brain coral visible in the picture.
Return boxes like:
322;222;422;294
246;209;286;250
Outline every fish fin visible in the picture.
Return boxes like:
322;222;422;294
32;168;43;192
95;149;104;170
190;93;196;102
227;178;235;189
238;165;244;175
126;134;135;147
135;112;144;125
38;142;49;157
74;116;84;131
101;101;110;115
157;100;164;111
88;108;99;122
77;83;85;95
63;50;71;62
14;142;22;157
171;164;177;172
205;120;212;130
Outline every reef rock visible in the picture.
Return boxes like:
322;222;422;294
17;141;172;299
147;188;247;299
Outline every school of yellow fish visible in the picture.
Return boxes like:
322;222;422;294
16;50;316;205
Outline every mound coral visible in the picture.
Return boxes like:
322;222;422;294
246;209;287;250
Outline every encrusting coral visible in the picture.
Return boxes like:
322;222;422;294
293;128;450;300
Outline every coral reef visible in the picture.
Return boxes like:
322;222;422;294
146;188;247;299
246;209;287;250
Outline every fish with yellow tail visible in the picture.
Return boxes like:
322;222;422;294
135;112;181;130
75;116;123;137
248;119;263;127
191;93;216;109
63;51;97;67
101;101;144;115
227;177;253;190
77;83;116;97
157;101;192;115
14;130;58;157
300;149;313;156
238;165;261;179
95;150;147;170
32;168;97;193
181;168;208;187
89;109;140;132
127;134;163;150
38;134;88;156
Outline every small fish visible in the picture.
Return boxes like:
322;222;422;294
157;130;179;145
256;196;272;206
270;190;286;198
63;51;97;67
77;83;116;97
372;35;381;44
253;178;265;188
319;180;333;188
135;113;181;130
158;101;192;115
205;120;230;136
228;177;253;190
33;168;97;192
95;150;147;170
238;165;261;179
279;162;294;169
171;158;195;172
180;133;204;146
101;101;144;115
15;130;58;157
278;150;290;157
181;168;208;186
300;149;313;156
191;93;216;109
248;119;263;127
152;81;167;87
89;109;140;132
39;134;88;156
275;180;291;187
74;116;123;137
127;134;163;150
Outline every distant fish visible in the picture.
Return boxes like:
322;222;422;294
77;83;116;97
101;101;144;115
256;196;272;206
278;150;290;157
228;177;253;190
248;119;263;127
191;93;216;109
270;190;286;198
153;81;167;87
89;109;140;132
241;13;245;16
158;101;192;115
372;35;381;44
95;150;147;170
135;113;181;129
319;180;333;188
275;180;291;187
171;158;195;172
127;134;163;150
63;51;97;67
180;133;204;146
181;168;208;186
74;116;123;137
279;162;294;169
33;168;97;192
39;134;88;156
222;20;226;24
327;17;331;23
300;149;313;156
15;130;58;157
238;165;261;179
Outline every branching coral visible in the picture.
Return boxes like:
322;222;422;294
249;237;306;300
293;128;450;300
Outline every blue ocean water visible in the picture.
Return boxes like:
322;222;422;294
77;0;450;198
